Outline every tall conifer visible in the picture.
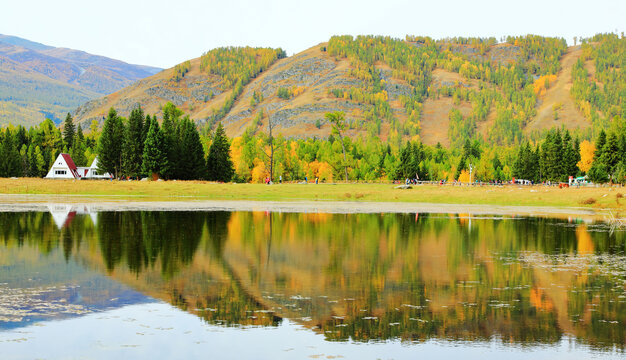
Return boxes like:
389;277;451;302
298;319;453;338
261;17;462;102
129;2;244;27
97;108;125;178
63;113;76;149
142;119;168;179
206;123;233;182
122;106;145;178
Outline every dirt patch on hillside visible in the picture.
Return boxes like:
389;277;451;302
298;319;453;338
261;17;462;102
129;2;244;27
420;96;472;146
430;69;479;89
525;46;590;133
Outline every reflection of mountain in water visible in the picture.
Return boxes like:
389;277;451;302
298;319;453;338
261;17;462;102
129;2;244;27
0;210;624;350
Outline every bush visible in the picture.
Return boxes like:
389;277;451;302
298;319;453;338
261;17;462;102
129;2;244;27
277;87;291;100
580;198;597;205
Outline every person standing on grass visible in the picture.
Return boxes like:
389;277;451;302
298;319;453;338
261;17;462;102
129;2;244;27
279;175;282;184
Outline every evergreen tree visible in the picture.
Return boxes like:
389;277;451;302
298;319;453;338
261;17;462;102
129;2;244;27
70;134;87;167
588;162;609;183
206;123;234;182
161;109;179;179
601;132;620;177
562;130;577;177
541;130;564;181
142;119;168;179
594;129;606;160
573;136;581;176
394;141;413;179
122;106;145;178
15;126;28;149
533;145;541;182
454;155;467;180
76;125;85;144
0;131;22;177
63;113;76;149
97;108;125;179
178;118;206;180
27;144;45;177
142;115;153;145
513;142;536;180
411;142;427;179
620;134;626;164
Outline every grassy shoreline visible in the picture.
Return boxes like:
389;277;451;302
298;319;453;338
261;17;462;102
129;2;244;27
0;178;624;211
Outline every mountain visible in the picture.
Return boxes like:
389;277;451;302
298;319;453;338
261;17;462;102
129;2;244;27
74;34;622;146
0;34;161;127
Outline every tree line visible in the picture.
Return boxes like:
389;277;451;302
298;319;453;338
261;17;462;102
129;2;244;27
1;106;625;184
97;103;233;181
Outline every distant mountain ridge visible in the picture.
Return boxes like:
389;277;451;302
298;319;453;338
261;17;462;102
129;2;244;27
0;34;161;126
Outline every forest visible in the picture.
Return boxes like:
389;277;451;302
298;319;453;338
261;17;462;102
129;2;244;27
0;102;624;184
0;34;624;184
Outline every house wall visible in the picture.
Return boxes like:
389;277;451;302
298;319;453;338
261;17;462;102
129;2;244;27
45;167;75;179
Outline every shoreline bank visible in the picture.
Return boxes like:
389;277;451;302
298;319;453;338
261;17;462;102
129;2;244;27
0;194;610;221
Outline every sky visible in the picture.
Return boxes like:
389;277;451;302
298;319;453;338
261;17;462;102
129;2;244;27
0;0;624;69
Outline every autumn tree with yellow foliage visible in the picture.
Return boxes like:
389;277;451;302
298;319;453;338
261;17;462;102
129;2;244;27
577;140;595;173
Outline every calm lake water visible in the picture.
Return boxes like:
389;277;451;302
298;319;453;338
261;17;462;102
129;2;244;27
0;207;625;359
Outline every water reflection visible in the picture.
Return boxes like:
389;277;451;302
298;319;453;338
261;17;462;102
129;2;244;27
0;210;624;351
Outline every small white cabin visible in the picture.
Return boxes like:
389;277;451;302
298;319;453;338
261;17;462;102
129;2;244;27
84;157;111;179
45;153;80;179
45;154;111;180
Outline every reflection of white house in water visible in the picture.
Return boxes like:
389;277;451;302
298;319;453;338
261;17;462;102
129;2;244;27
48;204;98;229
45;154;111;180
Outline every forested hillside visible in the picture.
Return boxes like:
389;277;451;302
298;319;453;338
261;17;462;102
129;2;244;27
73;34;623;150
0;34;161;127
2;33;625;184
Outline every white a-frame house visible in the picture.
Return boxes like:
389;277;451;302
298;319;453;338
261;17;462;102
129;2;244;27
45;154;111;180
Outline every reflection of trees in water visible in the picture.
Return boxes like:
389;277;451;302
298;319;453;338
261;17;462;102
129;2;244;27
205;211;231;258
97;211;206;277
226;212;625;349
0;211;624;349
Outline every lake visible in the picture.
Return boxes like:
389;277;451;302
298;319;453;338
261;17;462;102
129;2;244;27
0;207;624;359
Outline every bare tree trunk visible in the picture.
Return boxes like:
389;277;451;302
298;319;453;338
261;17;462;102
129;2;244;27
337;131;348;182
268;112;274;183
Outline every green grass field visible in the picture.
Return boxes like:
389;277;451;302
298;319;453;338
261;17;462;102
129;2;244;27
0;178;624;211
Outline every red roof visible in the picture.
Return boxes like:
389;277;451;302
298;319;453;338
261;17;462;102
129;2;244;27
60;153;80;178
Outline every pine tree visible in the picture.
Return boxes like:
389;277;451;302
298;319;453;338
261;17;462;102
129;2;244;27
394;141;412;179
594;129;606;160
122;106;145;178
142;115;153;145
206;123;234;182
573;136;581;176
562;130;577;178
76;124;85;143
0;131;22;177
15;126;28;149
70;134;87;167
601;132;620;176
142;119;168;179
63;113;76;149
161;110;179;179
533;145;541;182
620;134;626;164
411;141;426;179
178;118;206;180
97;108;125;179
